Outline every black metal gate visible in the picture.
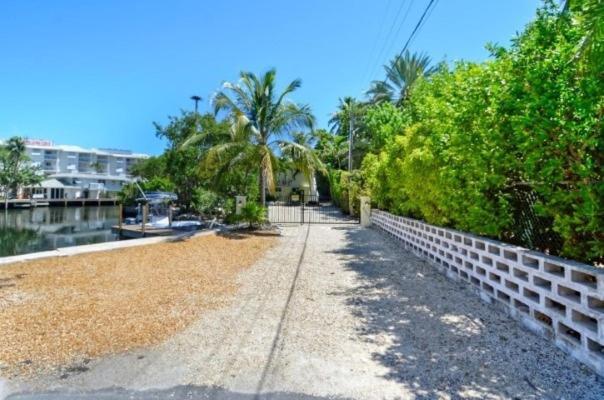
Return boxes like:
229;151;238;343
267;194;359;224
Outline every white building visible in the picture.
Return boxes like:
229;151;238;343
9;139;148;200
275;170;319;199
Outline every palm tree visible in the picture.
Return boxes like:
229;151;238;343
328;97;365;170
0;137;41;212
280;132;325;192
193;69;317;206
313;129;348;170
367;50;437;106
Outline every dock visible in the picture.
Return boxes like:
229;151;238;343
111;224;180;239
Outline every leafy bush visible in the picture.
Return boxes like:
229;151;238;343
192;188;223;217
360;3;603;264
325;168;366;216
235;202;267;228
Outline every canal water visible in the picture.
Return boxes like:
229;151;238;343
0;206;120;258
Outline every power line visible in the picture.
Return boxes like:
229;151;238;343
365;0;439;97
360;0;393;84
366;0;409;84
396;0;439;60
374;0;415;80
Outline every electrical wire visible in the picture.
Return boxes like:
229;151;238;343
366;0;409;83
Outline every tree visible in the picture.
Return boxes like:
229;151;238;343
565;0;604;70
328;97;367;170
367;50;437;106
154;111;231;210
129;155;167;180
313;129;348;170
0;137;42;211
198;69;316;206
280;131;325;186
360;2;604;264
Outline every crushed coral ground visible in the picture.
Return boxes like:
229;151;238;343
0;231;277;377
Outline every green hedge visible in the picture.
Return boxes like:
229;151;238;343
327;168;365;217
361;4;603;264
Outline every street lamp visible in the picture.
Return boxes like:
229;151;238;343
190;95;202;113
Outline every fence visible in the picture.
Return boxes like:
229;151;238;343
371;209;604;375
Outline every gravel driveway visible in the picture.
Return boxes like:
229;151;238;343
4;225;604;400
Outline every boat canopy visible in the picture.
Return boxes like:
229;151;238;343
135;191;177;203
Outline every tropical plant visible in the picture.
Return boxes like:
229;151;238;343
0;137;42;210
565;0;604;68
313;129;349;170
236;202;267;228
359;2;604;264
192;188;223;217
130;155;167;179
366;50;438;106
155;111;231;209
280;131;325;187
194;69;316;206
328;97;367;170
363;102;407;152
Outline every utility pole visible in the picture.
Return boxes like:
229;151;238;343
348;111;354;172
190;95;202;113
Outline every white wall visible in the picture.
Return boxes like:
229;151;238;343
371;210;604;376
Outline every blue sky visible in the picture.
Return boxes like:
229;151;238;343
0;0;541;155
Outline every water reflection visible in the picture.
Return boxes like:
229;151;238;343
0;206;120;257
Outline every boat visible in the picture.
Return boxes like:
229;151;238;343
130;188;203;231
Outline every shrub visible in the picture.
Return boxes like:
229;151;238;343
359;3;603;264
192;188;223;217
236;202;267;228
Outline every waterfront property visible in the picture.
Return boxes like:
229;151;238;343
1;224;602;400
6;138;148;200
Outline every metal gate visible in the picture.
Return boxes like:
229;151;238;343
267;194;359;224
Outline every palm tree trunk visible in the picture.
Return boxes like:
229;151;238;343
259;170;266;206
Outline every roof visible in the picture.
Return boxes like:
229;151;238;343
0;138;149;158
36;144;148;158
38;178;66;188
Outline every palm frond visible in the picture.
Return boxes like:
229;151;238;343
367;50;436;105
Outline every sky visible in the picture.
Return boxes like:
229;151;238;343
0;0;541;155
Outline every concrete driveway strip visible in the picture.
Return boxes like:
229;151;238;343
5;225;604;399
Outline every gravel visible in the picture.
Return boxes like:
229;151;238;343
0;231;276;377
3;224;604;399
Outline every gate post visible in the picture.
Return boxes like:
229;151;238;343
360;196;371;227
235;196;246;215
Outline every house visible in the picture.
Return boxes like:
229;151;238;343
274;170;319;200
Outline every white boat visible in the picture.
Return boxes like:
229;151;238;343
150;216;202;229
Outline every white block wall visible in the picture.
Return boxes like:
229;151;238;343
371;209;604;375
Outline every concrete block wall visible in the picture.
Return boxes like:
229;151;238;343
371;209;604;375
